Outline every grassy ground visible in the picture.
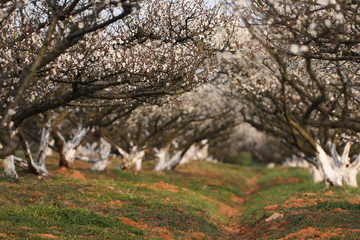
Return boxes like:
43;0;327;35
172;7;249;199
239;168;360;239
1;153;360;239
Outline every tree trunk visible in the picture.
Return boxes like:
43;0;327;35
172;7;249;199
154;145;170;171
17;120;52;177
115;145;145;170
343;154;360;188
134;158;142;171
345;167;359;188
53;125;90;168
13;156;30;170
178;141;209;164
308;162;324;183
316;141;344;187
76;142;101;163
316;141;360;188
3;155;18;179
78;142;99;157
167;151;182;170
179;144;198;164
91;138;112;171
76;155;101;163
193;140;209;161
283;155;310;168
45;139;55;156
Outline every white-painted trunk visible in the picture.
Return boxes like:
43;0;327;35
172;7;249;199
17;120;51;177
193;141;209;161
308;163;324;183
179;144;198;164
91;138;111;172
344;154;360;188
78;142;99;157
115;145;145;170
13;156;29;170
179;140;208;164
316;141;360;188
134;159;142;171
205;156;218;163
76;155;101;163
154;145;170;171
345;168;359;188
35;121;51;175
316;142;344;188
167;151;182;170
76;142;101;163
3;155;18;179
56;125;90;168
46;139;55;156
282;154;310;168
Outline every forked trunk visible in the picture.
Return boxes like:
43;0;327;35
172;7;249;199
316;141;360;188
115;145;145;170
53;125;90;168
17;120;52;177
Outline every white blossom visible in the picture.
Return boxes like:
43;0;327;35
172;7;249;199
8;109;16;116
317;0;329;6
325;19;332;28
236;0;249;7
290;44;299;55
310;23;316;30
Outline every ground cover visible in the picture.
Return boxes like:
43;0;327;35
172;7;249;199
238;168;360;240
1;154;360;239
0;155;253;239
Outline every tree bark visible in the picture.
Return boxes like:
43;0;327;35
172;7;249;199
167;151;182;170
13;156;29;170
53;125;90;168
134;158;142;171
179;144;199;165
154;145;170;171
308;162;325;183
316;141;360;188
3;155;18;179
193;140;209;161
115;145;145;170
91;138;112;171
76;155;101;163
17;120;52;177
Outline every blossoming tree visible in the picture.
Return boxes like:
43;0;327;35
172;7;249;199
0;0;232;160
220;0;360;187
1;0;237;177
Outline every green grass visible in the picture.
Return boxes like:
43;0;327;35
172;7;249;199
239;166;360;239
0;158;254;239
241;167;321;220
2;156;360;239
0;205;133;238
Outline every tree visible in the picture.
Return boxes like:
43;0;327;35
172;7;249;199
220;0;360;187
0;0;232;161
224;0;360;132
150;84;241;170
50;103;138;169
93;82;241;171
